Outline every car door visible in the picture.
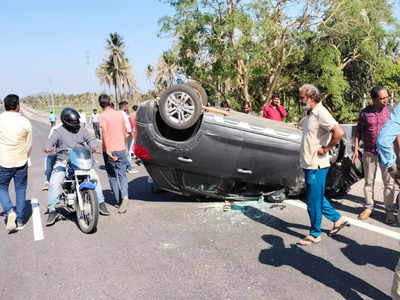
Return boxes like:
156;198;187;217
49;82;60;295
235;124;302;189
174;116;243;193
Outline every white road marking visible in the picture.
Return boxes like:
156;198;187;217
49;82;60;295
31;198;44;241
285;199;400;241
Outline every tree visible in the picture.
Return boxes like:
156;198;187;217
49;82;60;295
159;0;400;121
96;32;136;105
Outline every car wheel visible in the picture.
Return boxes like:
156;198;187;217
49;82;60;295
185;81;208;106
159;84;202;130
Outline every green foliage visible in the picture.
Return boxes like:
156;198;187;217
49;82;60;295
158;0;400;122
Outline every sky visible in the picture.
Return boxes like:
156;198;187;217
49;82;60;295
1;1;399;100
0;0;175;99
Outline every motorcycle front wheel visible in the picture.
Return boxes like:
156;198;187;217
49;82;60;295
76;189;99;234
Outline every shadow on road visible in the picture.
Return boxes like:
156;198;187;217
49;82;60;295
241;205;393;299
333;235;398;271
127;176;211;203
259;234;391;300
330;198;393;225
23;200;33;224
242;205;310;239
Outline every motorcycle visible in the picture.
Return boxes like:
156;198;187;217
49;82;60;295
52;147;99;233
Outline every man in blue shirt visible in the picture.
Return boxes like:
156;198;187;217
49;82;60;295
376;95;400;300
49;111;56;127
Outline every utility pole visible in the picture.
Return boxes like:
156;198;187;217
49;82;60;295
85;50;96;111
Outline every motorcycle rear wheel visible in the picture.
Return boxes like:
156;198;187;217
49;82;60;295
76;189;99;234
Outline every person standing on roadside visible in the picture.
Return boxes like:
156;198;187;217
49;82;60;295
98;95;130;213
297;84;347;246
375;97;400;300
0;94;32;231
263;95;287;121
79;109;87;128
119;101;138;174
352;86;395;224
91;108;101;139
49;110;56;127
220;99;231;111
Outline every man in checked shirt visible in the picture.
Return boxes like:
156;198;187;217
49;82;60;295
352;86;395;224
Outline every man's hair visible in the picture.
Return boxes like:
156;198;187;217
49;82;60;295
370;86;386;100
118;101;128;110
272;94;279;100
98;94;111;108
4;94;19;111
299;84;321;102
93;108;97;112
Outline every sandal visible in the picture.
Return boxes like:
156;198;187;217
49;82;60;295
297;235;321;246
328;221;349;237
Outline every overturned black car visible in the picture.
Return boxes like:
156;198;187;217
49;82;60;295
134;83;363;202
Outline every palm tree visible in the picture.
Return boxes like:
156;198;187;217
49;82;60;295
154;52;178;92
96;33;136;105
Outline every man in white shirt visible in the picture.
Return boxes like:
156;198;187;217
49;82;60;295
91;108;100;139
0;94;32;231
79;109;87;128
119;101;138;174
297;84;347;245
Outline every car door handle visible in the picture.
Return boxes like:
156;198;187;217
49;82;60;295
237;168;252;174
178;157;193;163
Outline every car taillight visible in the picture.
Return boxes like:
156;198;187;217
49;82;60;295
134;144;151;161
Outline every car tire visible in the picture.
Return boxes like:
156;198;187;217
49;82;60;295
185;81;208;106
159;84;202;130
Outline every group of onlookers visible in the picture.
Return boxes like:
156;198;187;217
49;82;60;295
220;95;287;121
296;84;399;299
1;86;400;298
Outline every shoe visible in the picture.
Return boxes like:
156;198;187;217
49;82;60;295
99;203;111;216
358;209;372;220
16;221;25;231
41;181;49;191
46;211;58;226
385;212;395;225
6;211;17;231
118;196;128;214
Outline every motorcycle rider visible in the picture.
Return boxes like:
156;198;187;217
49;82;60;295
45;107;110;226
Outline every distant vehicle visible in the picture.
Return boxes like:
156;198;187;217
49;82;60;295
134;84;363;202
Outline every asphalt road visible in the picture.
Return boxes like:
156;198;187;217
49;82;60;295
0;112;399;300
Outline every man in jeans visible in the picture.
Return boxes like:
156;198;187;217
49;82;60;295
91;109;101;139
0;94;32;231
118;101;137;174
99;94;129;213
352;86;395;223
45;107;110;225
376;99;400;299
